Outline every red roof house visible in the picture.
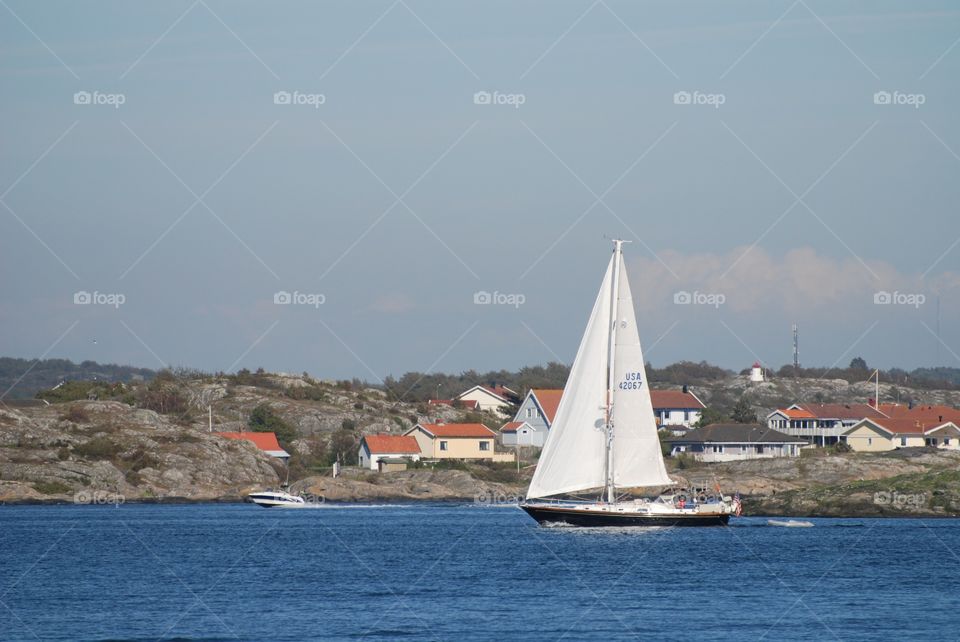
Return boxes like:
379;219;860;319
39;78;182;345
216;431;290;460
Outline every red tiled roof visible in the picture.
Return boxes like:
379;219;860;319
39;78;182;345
362;434;421;454
781;408;816;419
416;423;496;438
500;421;525;433
650;390;705;410
798;403;885;420
879;403;960;423
531;389;564;424
216;431;285;452
868;418;940;435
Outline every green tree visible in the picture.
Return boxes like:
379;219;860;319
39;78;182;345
730;395;756;424
849;357;868;370
695;407;728;428
327;430;358;465
248;404;297;447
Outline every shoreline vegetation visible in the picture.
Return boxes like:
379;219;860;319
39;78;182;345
2;359;960;517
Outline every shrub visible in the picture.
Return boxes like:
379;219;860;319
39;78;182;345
139;388;189;415
61;405;90;423
33;481;71;495
73;437;123;460
341;418;356;431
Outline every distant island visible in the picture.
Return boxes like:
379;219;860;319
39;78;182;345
1;357;960;516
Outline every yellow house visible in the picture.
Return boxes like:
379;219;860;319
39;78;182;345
404;423;514;462
842;418;960;452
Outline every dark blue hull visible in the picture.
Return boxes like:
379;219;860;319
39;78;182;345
521;503;730;527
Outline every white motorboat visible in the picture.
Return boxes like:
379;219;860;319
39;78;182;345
247;489;305;508
521;241;736;527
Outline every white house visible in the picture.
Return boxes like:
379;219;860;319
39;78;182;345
456;384;518;414
650;388;705;428
506;389;563;447
668;424;806;462
358;434;422;470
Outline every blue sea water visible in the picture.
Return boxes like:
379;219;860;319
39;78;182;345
1;503;958;641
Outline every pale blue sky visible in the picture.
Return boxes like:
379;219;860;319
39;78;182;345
1;1;958;381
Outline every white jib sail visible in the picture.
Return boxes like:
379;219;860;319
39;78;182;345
609;258;673;489
526;249;672;500
525;257;613;499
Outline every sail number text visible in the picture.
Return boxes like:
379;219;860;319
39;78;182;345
618;372;643;390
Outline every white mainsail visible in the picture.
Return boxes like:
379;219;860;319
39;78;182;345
526;246;672;500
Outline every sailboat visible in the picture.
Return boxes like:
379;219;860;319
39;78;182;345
520;241;735;527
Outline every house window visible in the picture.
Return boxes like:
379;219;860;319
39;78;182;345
900;437;907;447
479;441;490;451
945;438;951;446
526;408;534;418
867;438;872;446
440;441;448;451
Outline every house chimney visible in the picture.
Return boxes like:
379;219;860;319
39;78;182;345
940;415;944;422
682;384;688;394
868;398;875;408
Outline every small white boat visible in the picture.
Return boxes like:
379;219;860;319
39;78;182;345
247;489;305;508
767;519;814;528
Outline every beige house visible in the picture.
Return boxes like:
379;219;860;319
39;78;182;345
404;423;514;462
842;418;960;452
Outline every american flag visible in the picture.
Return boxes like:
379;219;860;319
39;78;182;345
734;492;743;517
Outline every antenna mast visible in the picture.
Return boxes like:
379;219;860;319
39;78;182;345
792;324;800;374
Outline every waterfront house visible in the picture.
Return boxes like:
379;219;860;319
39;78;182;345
404;423;514;461
766;403;886;446
842;418;960;452
650;387;705;428
668;424;805;462
508;389;563;446
358;434;422;470
216;431;290;461
456;384;518;414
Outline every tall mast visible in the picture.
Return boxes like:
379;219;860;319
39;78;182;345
604;240;626;503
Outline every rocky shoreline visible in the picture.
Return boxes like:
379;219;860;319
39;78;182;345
4;385;960;518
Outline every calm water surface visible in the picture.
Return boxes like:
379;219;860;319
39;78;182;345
1;503;958;641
